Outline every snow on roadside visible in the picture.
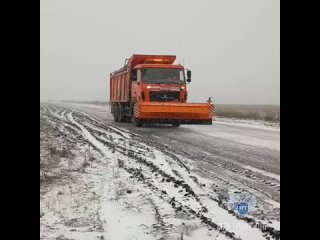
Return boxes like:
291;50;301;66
214;117;280;131
40;125;106;239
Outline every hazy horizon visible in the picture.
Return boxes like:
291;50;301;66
41;0;280;105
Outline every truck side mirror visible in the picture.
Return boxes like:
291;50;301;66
187;70;191;83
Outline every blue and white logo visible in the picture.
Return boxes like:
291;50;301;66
228;192;256;217
237;202;249;215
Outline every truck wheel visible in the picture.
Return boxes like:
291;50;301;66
125;116;131;123
114;111;119;122
172;122;180;127
113;106;119;122
135;121;143;127
118;109;123;122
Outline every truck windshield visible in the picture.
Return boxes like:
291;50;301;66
141;68;185;84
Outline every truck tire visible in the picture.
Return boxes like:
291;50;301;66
113;105;119;122
114;113;119;122
124;116;131;123
118;109;123;122
172;122;180;127
134;120;143;127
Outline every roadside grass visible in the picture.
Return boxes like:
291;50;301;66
40;116;75;185
214;104;280;123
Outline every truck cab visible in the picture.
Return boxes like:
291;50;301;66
131;63;191;104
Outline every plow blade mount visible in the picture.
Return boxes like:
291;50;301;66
134;102;214;125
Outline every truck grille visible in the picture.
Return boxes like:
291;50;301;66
149;91;180;102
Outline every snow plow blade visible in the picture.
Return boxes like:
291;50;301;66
134;102;214;125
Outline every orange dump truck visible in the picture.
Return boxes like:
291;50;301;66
109;54;214;127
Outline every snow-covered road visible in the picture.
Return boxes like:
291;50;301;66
40;102;280;240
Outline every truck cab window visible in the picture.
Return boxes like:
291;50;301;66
142;68;185;84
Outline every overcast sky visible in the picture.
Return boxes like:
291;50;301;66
40;0;279;105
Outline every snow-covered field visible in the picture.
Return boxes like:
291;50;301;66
40;103;280;240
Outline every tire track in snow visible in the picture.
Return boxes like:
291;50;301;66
45;104;279;240
65;111;239;239
148;135;280;205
